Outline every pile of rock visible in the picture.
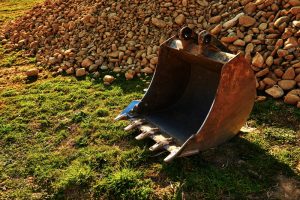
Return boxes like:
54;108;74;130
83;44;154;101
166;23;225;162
0;0;299;107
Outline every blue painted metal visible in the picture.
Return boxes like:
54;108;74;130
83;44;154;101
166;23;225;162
115;100;140;120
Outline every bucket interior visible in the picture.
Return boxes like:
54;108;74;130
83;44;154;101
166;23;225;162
139;48;224;144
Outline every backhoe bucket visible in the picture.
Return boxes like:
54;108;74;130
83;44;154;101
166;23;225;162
116;27;256;162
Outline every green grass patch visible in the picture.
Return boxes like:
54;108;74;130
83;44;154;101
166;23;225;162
0;76;299;199
93;168;153;200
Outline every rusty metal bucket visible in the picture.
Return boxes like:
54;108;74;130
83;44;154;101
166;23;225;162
116;27;256;162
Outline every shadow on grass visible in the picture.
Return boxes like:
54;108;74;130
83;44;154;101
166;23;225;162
25;75;38;83
155;135;299;200
250;98;300;130
129;99;300;199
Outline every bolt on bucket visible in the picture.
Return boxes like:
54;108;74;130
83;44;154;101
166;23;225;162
116;27;256;162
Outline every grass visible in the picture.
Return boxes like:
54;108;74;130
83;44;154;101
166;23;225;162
0;0;299;199
0;0;44;27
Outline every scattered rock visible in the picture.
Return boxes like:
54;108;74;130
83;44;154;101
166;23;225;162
263;77;276;86
278;80;296;90
282;67;295;80
103;75;115;85
256;96;267;102
274;16;289;27
76;68;86;77
252;52;264;68
284;94;300;105
151;18;166;28
209;15;221;24
150;57;158;65
274;68;284;77
289;0;300;6
141;67;154;74
66;67;74;75
175;14;186;25
256;68;269;77
244;2;256;14
210;24;222;35
223;13;244;29
239;15;256;27
233;39;245;46
265;85;284;98
81;58;93;68
265;56;273;67
26;68;39;77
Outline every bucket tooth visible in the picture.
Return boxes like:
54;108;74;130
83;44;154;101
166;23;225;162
135;131;153;140
135;124;159;140
164;147;180;162
149;142;164;151
124;119;144;131
139;124;159;133
149;135;173;151
114;114;128;121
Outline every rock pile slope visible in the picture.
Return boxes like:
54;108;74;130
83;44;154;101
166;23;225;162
1;0;300;107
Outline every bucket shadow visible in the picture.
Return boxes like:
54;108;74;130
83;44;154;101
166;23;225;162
114;78;299;199
155;135;299;200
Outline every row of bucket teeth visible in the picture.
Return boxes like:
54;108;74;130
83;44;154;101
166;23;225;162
124;120;181;161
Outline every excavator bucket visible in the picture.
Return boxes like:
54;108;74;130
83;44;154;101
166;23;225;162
116;27;256;162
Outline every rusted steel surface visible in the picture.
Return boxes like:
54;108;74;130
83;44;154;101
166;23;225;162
116;27;256;162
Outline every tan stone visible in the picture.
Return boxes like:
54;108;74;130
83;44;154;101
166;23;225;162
182;0;188;6
263;77;276;86
274;68;284;77
292;62;300;68
175;14;186;25
209;15;221;24
256;68;269;77
103;75;115;84
223;13;244;29
151;18;166;28
141;67;153;74
125;71;134;80
278;80;297;90
108;51;119;58
290;6;300;15
76;68;86;77
282;67;295;80
277;49;289;58
221;35;238;43
244;2;256;14
81;58;93;68
265;85;284;98
284;94;300;105
274;16;289;28
265;56;273;67
295;74;300;82
150;57;158;65
26;68;39;77
245;43;254;54
66;67;74;75
256;96;267;102
252;52;264;68
289;0;300;6
233;39;245;46
239;15;256;27
284;37;298;49
210;24;222;35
